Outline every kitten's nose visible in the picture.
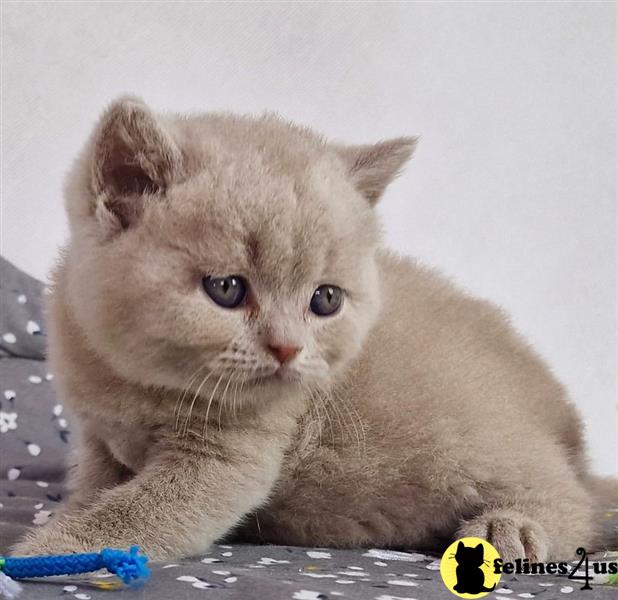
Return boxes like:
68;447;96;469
266;343;301;365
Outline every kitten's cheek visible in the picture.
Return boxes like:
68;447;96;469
322;337;351;373
326;315;360;359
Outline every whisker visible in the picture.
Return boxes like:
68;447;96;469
174;363;209;433
341;391;367;456
324;385;366;457
309;386;337;450
231;375;240;422
182;368;215;437
201;372;226;442
236;374;247;416
217;371;237;432
320;394;334;449
307;387;323;450
327;392;351;450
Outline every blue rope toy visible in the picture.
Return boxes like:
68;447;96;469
0;546;150;599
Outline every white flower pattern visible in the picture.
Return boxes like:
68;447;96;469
0;411;17;433
33;509;52;525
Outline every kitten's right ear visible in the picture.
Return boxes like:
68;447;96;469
90;96;183;233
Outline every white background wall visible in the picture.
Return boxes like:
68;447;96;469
2;2;616;475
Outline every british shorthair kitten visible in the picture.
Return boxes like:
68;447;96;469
14;97;616;560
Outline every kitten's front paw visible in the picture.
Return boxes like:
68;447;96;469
457;509;549;562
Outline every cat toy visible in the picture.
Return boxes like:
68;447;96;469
0;546;150;599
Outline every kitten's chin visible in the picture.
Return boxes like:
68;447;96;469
247;365;328;393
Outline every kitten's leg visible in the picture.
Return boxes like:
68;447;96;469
63;434;133;510
12;426;290;560
456;483;594;561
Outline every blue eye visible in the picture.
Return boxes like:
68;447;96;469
202;276;247;309
310;285;343;316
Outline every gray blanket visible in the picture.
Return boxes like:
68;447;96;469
1;256;616;599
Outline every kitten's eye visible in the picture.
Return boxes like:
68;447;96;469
310;285;343;316
202;276;247;309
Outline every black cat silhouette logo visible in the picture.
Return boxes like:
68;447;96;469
440;537;502;598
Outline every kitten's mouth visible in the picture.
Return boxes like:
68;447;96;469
250;366;301;386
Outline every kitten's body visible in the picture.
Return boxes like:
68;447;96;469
239;252;592;554
15;98;615;561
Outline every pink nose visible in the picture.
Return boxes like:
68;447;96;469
266;343;300;365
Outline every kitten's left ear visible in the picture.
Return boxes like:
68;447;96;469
336;137;417;205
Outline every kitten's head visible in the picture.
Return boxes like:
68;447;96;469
63;97;415;403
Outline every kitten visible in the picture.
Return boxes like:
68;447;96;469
14;97;616;561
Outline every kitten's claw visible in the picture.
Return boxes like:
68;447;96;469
457;509;549;562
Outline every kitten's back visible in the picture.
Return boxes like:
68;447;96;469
357;250;586;470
